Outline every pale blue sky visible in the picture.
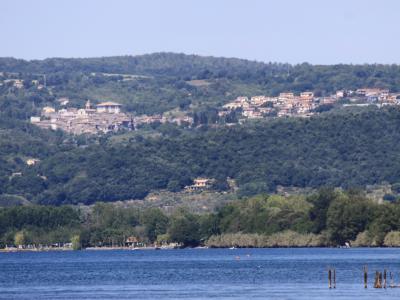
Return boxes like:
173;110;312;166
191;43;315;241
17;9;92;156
1;0;399;64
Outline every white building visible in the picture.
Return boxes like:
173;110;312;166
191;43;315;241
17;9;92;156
96;102;122;114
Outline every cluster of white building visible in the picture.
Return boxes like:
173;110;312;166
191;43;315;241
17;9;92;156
134;114;193;127
27;87;400;134
31;99;194;135
351;88;400;105
31;101;133;135
220;92;324;119
219;88;400;121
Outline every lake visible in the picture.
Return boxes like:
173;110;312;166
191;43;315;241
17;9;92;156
1;248;400;299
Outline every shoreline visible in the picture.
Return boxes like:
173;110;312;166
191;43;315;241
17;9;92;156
1;246;396;253
0;245;179;252
0;247;73;252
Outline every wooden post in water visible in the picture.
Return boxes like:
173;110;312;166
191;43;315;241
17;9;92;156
374;271;376;288
363;266;368;288
390;272;394;288
328;269;332;289
333;268;336;289
378;272;383;288
384;269;387;289
374;271;380;288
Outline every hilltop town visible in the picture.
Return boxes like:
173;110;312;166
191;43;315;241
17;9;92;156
28;87;400;134
2;65;400;135
30;100;193;135
31;101;133;135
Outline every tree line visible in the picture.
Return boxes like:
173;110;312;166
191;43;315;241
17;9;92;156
2;189;400;249
2;53;400;93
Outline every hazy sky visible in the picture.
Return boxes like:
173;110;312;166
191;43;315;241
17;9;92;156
1;0;399;64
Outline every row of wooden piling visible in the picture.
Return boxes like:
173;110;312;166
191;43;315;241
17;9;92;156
329;265;400;289
370;268;396;288
364;265;393;288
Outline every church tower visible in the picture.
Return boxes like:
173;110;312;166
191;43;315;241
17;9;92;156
85;100;92;110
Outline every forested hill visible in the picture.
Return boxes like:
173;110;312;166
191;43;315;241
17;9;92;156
1;53;400;93
2;53;400;206
0;53;284;78
3;106;400;205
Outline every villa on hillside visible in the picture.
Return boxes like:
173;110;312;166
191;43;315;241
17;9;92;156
96;101;122;114
184;178;215;191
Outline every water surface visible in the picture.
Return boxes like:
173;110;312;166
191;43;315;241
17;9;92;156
1;248;399;299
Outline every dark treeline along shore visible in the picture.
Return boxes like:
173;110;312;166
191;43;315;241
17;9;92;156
2;189;400;249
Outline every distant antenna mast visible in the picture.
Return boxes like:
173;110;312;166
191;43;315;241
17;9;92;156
43;74;47;87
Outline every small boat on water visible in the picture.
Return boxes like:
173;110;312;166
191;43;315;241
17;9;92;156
338;242;351;249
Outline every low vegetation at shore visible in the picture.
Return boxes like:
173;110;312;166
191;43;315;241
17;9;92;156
2;188;400;249
206;231;326;248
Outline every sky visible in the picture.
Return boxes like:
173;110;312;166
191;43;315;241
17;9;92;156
1;0;400;64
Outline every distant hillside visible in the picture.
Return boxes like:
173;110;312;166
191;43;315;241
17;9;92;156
2;53;400;206
1;53;400;93
0;53;284;78
2;106;400;205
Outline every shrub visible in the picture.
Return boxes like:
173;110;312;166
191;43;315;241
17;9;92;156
71;235;81;250
352;231;373;247
384;231;400;247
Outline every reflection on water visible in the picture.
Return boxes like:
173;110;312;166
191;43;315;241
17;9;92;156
1;248;400;299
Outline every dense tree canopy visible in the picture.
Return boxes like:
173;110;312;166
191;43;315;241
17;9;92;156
1;54;400;94
2;190;400;248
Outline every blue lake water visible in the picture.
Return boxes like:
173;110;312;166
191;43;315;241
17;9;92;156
1;248;400;299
